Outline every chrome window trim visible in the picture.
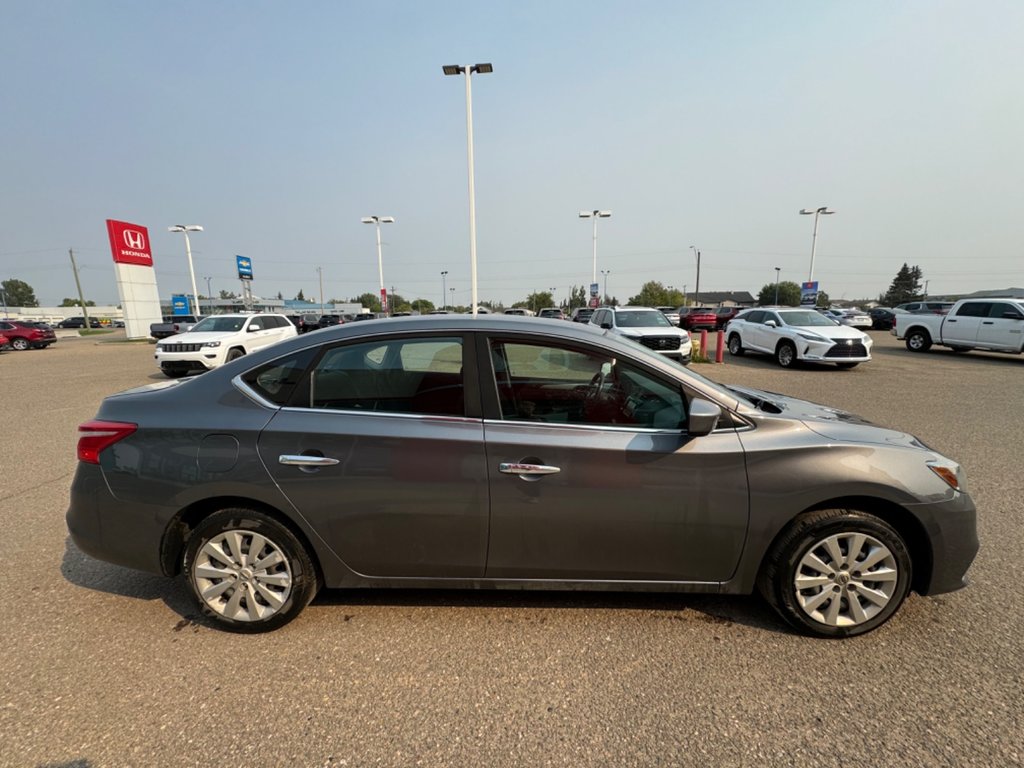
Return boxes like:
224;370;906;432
281;406;482;425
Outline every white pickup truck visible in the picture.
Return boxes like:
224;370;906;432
895;298;1024;354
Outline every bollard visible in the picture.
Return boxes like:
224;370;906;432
715;330;725;363
699;329;708;361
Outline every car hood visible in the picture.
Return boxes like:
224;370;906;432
789;324;866;340
159;331;239;343
728;384;929;449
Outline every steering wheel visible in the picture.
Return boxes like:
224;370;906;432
585;371;606;401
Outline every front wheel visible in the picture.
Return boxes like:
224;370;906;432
183;508;319;633
759;509;912;638
775;341;797;368
905;329;932;352
728;334;744;356
226;347;246;362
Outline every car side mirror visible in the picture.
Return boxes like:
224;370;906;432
601;322;612;330
764;320;777;328
248;324;261;332
687;398;722;437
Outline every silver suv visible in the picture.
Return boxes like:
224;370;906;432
590;306;692;363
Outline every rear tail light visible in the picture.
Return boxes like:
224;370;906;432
77;420;137;464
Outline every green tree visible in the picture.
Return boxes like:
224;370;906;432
518;291;555;314
351;292;382;313
60;297;96;307
2;279;39;307
881;263;923;306
295;289;306;301
756;280;802;306
218;289;238;299
410;299;435;314
815;290;831;308
276;291;283;300
627;281;685;308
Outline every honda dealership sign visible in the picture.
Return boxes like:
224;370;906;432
105;218;163;339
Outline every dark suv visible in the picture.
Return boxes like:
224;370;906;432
57;317;102;329
713;306;741;329
0;319;57;350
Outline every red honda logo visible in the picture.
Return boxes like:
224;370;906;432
123;229;146;250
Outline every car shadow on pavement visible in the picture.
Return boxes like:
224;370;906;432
311;587;792;636
61;536;195;618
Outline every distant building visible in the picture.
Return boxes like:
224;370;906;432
688;291;756;307
959;287;1024;299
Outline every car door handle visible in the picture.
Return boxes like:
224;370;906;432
982;321;994;325
279;455;340;467
947;319;956;322
499;462;561;476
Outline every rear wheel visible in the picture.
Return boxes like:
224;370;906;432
775;341;797;368
728;334;744;356
759;509;912;638
905;329;932;352
183;508;319;633
10;338;29;351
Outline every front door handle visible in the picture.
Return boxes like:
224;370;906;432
499;462;561;476
982;321;994;325
279;454;340;467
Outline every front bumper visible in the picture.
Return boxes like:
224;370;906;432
796;337;872;363
155;348;224;372
910;491;979;595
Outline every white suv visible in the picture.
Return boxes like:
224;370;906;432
725;307;872;369
155;313;298;378
589;306;692;363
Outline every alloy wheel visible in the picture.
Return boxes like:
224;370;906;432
192;529;293;622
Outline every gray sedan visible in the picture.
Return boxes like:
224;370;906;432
67;316;977;636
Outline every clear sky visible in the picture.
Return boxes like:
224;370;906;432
1;0;1021;308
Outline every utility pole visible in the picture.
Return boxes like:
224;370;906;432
68;249;92;328
317;266;325;315
204;277;213;315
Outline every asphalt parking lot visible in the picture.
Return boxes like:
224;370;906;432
1;331;1022;767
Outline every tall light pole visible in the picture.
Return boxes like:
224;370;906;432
317;266;325;315
799;207;835;283
360;215;395;315
441;271;448;311
689;245;701;303
600;269;611;303
450;286;455;311
774;267;781;305
168;225;203;316
579;210;612;284
443;62;492;316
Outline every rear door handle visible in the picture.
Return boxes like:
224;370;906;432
982;321;994;325
279;455;340;467
499;462;561;476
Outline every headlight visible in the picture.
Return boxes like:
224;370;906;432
202;341;221;348
796;331;826;341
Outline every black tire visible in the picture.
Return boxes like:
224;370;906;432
836;362;859;369
727;333;744;356
226;347;246;362
905;329;932;352
775;340;797;368
11;338;30;351
758;509;912;638
183;508;319;633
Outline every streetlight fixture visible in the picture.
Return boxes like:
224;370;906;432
600;269;611;303
168;225;203;316
774;267;781;305
441;271;448;311
449;286;455;311
443;62;493;316
579;210;612;284
799;207;835;283
689;245;701;303
360;215;395;315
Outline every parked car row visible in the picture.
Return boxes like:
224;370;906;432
0;319;58;350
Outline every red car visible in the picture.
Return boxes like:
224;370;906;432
0;319;58;350
677;306;717;330
714;306;741;328
0;332;8;350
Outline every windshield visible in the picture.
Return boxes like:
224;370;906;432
191;316;246;333
778;311;837;327
616;311;672;328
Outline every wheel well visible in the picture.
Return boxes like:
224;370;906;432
160;496;324;584
758;496;933;595
905;325;931;340
775;338;795;351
